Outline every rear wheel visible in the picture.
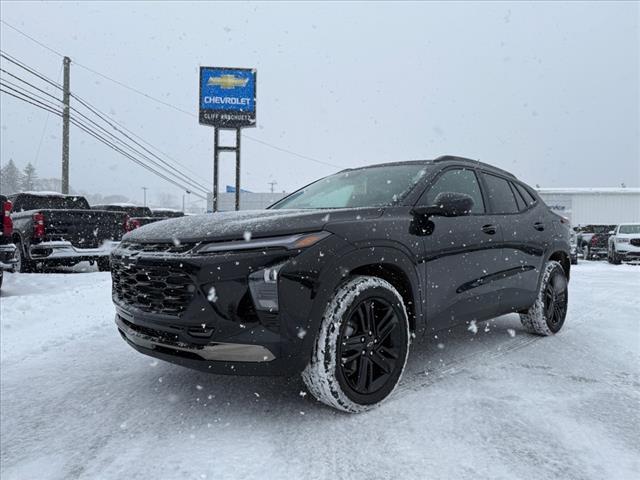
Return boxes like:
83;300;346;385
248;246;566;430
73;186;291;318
582;245;590;261
302;276;410;413
520;261;568;336
97;257;111;272
15;244;36;273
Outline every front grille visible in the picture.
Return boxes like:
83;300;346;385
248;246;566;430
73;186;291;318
112;261;196;315
120;242;198;254
630;239;640;247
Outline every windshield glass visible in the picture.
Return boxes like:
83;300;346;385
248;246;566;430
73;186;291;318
619;225;640;234
270;164;430;209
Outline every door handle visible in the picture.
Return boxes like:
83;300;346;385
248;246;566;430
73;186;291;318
481;224;497;235
533;222;545;231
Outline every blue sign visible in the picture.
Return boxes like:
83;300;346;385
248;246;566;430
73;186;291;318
199;67;256;128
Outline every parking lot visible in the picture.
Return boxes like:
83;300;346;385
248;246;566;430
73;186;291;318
1;260;638;480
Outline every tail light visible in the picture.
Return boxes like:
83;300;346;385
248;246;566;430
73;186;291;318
124;216;141;232
33;212;45;239
2;200;13;237
591;235;598;245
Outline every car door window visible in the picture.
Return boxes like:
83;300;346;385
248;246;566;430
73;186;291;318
509;182;527;211
419;168;485;214
482;173;519;214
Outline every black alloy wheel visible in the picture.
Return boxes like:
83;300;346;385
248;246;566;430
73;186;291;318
543;269;568;333
338;297;404;396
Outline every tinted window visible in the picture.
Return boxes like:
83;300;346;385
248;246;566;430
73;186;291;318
514;182;536;206
12;194;90;211
510;183;526;211
420;168;485;214
482;173;519;213
270;164;430;209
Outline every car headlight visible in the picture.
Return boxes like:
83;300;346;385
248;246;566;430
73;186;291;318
616;238;630;243
196;231;331;254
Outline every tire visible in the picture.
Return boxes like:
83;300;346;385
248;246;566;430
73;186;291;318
15;244;35;273
611;247;622;265
302;276;410;413
97;257;111;272
582;245;590;261
520;261;568;336
0;271;3;290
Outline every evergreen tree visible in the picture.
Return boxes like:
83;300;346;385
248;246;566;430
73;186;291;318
21;162;39;191
0;159;23;195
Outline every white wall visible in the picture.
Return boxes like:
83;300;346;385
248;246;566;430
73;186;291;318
538;191;640;225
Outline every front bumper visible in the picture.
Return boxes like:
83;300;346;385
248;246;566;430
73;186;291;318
111;235;350;376
615;245;640;261
0;243;17;271
30;240;119;262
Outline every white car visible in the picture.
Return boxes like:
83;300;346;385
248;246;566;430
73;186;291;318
607;223;640;264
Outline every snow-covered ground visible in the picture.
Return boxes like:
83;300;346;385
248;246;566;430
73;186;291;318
1;262;638;480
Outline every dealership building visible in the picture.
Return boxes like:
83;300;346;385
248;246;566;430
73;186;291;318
210;187;640;227
536;188;640;226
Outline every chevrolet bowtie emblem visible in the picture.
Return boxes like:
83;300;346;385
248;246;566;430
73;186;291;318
207;74;249;89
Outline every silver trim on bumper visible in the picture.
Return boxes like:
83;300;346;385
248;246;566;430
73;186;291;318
116;315;276;363
30;240;120;259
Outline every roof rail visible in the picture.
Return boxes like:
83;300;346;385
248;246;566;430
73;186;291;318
433;155;516;178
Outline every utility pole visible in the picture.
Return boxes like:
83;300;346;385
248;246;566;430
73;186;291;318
141;186;147;207
268;181;277;193
61;56;71;194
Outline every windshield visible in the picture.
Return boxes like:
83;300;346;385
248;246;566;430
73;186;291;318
619;225;640;234
270;164;430;210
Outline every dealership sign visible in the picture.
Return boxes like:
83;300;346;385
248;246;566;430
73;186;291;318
199;67;256;128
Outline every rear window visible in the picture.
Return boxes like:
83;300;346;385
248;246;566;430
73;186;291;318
96;205;152;217
513;182;537;206
12;194;90;211
482;173;519;214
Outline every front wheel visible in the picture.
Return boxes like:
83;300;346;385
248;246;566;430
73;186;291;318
520;261;568;336
302;276;410;413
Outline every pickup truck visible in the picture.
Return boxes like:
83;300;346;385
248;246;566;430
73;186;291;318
9;192;127;272
0;194;17;288
575;224;616;260
92;204;162;231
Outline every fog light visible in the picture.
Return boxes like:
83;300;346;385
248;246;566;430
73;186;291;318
249;263;285;312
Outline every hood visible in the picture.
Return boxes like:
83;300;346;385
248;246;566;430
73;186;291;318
122;208;383;244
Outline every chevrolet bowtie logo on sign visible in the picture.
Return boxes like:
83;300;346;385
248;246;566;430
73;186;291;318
199;67;256;128
207;74;249;89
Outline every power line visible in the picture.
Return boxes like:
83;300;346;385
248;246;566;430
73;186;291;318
1;84;208;199
1;56;211;195
0;22;341;170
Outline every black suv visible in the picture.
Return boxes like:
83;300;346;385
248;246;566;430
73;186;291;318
111;156;571;412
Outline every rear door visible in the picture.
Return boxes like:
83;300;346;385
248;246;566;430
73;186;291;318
479;173;546;313
419;167;504;331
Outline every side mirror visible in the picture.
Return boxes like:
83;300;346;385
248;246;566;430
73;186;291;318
412;192;474;218
608;230;615;235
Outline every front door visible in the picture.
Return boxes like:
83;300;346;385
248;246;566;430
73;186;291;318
417;168;504;332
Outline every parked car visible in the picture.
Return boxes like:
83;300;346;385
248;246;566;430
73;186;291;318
607;223;640;264
10;192;127;272
576;225;615;260
111;156;571;413
91;204;156;232
151;208;184;219
0;194;17;288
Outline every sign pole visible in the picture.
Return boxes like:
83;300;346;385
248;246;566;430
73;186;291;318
213;127;220;212
235;128;241;211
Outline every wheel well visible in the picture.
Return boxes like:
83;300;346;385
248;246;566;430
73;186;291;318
350;263;416;332
549;251;570;280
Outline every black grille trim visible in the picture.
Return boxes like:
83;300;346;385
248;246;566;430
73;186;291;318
111;261;197;315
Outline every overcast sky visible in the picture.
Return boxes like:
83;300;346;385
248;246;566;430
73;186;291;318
1;1;638;207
